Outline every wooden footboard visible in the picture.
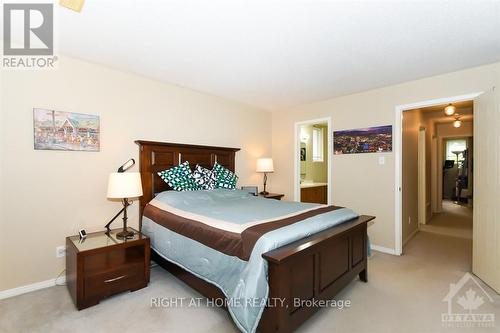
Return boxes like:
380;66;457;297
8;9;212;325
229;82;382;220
151;215;373;333
258;215;373;333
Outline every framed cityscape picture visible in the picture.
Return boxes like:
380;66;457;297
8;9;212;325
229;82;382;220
334;125;392;154
33;108;100;151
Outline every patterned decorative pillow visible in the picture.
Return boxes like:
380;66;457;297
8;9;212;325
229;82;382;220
212;162;238;189
158;161;199;191
192;164;217;190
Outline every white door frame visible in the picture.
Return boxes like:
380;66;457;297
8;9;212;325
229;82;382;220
294;117;333;204
394;92;482;255
418;127;427;225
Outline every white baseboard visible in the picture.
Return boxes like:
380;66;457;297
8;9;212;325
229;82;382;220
0;276;66;300
371;244;398;255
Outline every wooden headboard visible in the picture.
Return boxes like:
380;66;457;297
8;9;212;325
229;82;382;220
135;140;240;230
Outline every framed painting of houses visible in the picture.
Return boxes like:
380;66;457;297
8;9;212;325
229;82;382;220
33;108;100;152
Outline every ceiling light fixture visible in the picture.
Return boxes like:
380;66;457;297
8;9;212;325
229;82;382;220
444;104;456;116
453;114;462;128
59;0;85;13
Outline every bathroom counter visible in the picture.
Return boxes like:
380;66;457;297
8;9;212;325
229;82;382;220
300;182;328;189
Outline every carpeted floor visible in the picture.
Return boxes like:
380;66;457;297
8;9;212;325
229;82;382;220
419;200;473;239
1;229;498;333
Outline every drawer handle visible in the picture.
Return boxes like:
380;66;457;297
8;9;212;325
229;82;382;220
104;275;126;283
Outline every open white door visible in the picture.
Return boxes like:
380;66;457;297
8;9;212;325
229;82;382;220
473;88;500;293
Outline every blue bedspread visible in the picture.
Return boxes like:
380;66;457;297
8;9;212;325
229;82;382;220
142;189;358;333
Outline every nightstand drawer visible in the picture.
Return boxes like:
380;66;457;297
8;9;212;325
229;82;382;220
84;262;144;299
83;245;146;275
66;229;150;310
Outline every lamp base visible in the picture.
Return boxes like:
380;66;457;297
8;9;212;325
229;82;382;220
259;191;269;195
116;229;135;240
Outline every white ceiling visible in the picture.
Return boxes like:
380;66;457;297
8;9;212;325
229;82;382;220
55;0;500;110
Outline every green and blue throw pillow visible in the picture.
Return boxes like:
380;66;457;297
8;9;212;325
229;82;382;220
158;161;199;191
212;162;238;189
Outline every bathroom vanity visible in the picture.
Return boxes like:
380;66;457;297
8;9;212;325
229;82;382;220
300;182;328;204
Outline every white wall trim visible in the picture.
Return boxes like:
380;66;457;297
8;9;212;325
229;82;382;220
371;244;397;255
0;276;66;300
394;92;483;256
293;117;333;204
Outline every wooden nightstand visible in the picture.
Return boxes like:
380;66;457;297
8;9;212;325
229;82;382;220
259;193;285;200
66;228;150;310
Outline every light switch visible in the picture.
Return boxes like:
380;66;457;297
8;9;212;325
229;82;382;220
378;156;385;165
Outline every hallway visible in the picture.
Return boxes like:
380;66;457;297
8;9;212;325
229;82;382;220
420;200;473;240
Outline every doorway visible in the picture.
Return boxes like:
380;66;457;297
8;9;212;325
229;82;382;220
401;100;474;247
294;117;332;205
442;137;473;205
394;93;481;255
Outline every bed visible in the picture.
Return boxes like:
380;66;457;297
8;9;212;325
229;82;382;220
135;140;375;333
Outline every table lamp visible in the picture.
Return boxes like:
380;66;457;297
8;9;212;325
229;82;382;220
256;158;274;195
105;160;143;239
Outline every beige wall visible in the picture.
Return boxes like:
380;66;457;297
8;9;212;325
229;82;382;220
299;124;328;183
272;62;500;250
401;110;422;244
0;56;271;291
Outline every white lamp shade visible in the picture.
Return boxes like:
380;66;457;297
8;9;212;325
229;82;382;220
107;172;143;199
256;158;274;173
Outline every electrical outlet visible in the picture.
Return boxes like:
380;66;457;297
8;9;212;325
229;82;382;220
56;245;67;258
